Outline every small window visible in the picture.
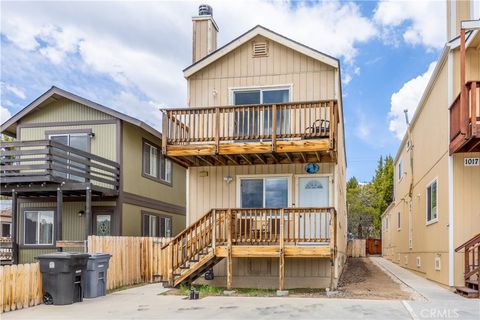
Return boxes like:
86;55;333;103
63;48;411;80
24;210;54;245
426;180;438;224
397;212;401;230
143;141;172;184
142;213;172;238
2;223;11;237
398;159;404;181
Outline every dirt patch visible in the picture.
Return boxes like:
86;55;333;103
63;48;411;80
336;257;412;300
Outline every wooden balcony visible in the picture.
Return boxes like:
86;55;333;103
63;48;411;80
450;81;480;154
0;140;120;196
161;100;338;166
163;207;336;288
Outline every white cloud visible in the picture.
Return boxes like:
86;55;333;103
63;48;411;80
388;62;437;140
0;106;12;124
1;0;376;120
374;0;446;49
1;83;26;99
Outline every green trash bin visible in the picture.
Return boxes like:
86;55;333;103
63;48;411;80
36;252;89;305
84;253;111;298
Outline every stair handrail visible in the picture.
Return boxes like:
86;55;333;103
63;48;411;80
455;233;480;252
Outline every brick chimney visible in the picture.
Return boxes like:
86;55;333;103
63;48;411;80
192;4;218;63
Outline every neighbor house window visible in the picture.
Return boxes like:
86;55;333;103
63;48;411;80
426;180;438;224
239;177;289;208
142;213;172;237
24;210;54;245
143;140;172;184
398;159;404;181
2;223;11;237
397;212;401;230
232;87;290;137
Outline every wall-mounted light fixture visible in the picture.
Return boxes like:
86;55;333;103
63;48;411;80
223;176;233;184
89;132;96;138
78;210;85;217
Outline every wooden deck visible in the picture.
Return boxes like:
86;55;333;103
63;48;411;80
450;81;480;154
161;100;338;166
162;207;337;289
0;139;120;196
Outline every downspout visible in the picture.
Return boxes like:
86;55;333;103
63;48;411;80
447;46;454;287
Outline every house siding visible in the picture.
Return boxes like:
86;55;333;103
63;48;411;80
188;35;336;107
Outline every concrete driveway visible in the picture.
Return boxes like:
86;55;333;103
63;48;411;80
3;258;480;320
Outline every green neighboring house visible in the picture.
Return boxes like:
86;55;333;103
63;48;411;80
0;86;186;263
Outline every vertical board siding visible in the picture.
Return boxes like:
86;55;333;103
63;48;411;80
21;98;114;123
188;35;336;107
20;124;117;162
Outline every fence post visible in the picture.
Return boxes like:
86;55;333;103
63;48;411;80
168;242;174;287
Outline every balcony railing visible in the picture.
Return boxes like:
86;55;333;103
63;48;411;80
161;100;338;165
450;81;480;154
0;140;120;193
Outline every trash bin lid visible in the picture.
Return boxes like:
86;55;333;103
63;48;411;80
35;252;90;260
88;253;112;259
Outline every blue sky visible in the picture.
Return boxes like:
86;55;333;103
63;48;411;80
0;0;446;182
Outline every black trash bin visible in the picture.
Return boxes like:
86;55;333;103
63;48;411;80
36;252;89;305
84;253;111;298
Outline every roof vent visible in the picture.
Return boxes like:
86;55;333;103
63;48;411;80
252;41;268;57
199;4;213;16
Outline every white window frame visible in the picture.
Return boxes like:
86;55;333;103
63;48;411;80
228;84;293;105
398;158;404;181
236;174;293;208
143;141;172;184
426;178;439;225
23;210;54;246
144;142;159;178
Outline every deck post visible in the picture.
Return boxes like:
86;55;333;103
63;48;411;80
56;188;63;250
279;208;285;291
215;107;220;154
271;105;277;152
471;82;477;136
226;209;233;290
162;111;168;155
11;190;18;264
211;210;216;250
460;28;467;136
85;187;92;238
329;208;337;289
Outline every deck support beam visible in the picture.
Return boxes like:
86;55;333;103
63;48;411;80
226;209;233;290
56;188;63;249
11;190;18;264
279;208;285;291
85;187;92;238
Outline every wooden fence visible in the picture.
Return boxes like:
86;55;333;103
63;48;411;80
0;263;42;313
347;239;366;258
87;236;171;291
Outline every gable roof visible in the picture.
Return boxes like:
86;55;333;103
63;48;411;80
183;25;339;78
0;86;162;139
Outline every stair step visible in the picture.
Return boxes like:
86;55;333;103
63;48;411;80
180;266;190;270
190;259;199;262
455;286;479;298
466;279;479;287
173;273;182;277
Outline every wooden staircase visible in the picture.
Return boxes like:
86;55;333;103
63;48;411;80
455;233;480;298
161;207;336;288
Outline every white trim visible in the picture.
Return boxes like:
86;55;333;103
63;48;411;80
235;174;293;208
294;174;333;207
447;49;455;287
461;20;480;30
192;15;219;32
207;19;212;54
228;84;293;105
425;178;439;225
23;210;55;246
450;0;457;39
472;1;480;20
184;26;339;78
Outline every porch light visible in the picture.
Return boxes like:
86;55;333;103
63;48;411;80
223;176;233;184
78;210;85;217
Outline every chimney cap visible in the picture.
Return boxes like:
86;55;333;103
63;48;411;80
199;4;213;16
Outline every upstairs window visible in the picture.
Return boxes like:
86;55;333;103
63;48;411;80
426;179;438;224
398;159;404;181
143;140;172;184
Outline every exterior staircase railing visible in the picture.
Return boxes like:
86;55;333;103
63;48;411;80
455;233;480;298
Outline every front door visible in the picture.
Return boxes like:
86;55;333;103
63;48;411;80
296;176;330;241
93;208;114;236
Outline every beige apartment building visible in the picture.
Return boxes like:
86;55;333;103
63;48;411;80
382;0;479;297
159;5;347;290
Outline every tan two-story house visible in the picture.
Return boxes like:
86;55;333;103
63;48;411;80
0;87;186;263
382;0;479;298
159;5;347;291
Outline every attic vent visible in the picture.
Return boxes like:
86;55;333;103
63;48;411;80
252;41;268;57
